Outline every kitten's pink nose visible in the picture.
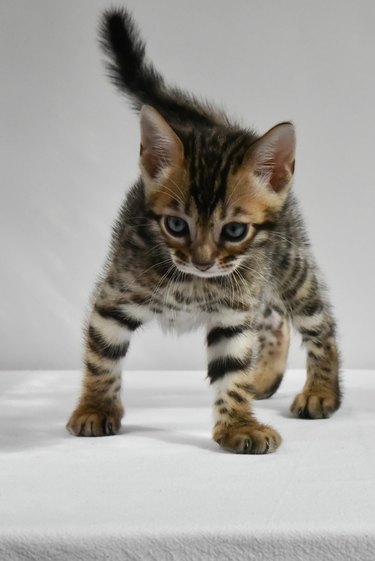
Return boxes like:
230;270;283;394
192;261;214;272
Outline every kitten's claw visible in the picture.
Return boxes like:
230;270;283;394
213;422;281;454
66;403;123;436
242;439;252;453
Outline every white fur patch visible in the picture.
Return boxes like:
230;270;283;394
208;331;256;362
90;311;131;345
294;313;324;331
119;304;153;324
208;310;250;329
157;309;204;334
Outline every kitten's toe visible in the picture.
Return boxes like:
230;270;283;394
213;422;281;454
290;390;339;419
66;402;123;436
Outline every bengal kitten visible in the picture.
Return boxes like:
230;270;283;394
66;8;341;453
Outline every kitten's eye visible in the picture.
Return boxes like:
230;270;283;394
221;222;248;242
165;216;189;237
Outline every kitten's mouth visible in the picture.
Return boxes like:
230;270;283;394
173;259;236;278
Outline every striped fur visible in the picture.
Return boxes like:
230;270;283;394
67;8;341;453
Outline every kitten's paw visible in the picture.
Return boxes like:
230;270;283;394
66;402;123;436
213;422;281;454
290;390;339;419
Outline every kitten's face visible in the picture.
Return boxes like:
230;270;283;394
139;106;295;278
158;204;254;279
148;168;267;278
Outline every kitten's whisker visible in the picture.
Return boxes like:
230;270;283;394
227;192;258;209
151;185;183;208
225;175;244;207
141;242;167;258
162;175;187;204
237;260;285;304
121;258;173;297
163;264;186;317
146;264;176;306
237;262;270;286
152;180;185;207
231;268;248;308
268;231;302;251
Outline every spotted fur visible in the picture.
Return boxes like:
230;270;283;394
67;9;341;453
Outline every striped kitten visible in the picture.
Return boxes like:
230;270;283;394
66;9;341;453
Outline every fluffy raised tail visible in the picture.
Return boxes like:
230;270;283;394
99;8;228;127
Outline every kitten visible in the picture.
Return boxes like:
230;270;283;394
66;8;341;453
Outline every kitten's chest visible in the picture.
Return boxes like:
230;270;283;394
151;280;248;333
153;285;209;333
156;307;203;333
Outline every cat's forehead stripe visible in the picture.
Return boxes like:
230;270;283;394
186;129;252;216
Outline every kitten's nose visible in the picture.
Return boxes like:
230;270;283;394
192;260;214;272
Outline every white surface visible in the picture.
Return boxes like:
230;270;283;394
1;1;375;371
1;369;375;560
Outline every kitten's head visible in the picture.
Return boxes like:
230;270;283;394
139;106;295;278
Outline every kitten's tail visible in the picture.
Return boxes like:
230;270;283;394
99;8;228;127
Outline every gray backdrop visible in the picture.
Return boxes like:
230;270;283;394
1;0;374;370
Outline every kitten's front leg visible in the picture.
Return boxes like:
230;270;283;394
207;319;281;454
66;298;147;436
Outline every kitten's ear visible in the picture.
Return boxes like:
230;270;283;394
248;122;296;193
139;105;184;180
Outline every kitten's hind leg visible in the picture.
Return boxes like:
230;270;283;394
252;306;290;400
287;264;341;419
